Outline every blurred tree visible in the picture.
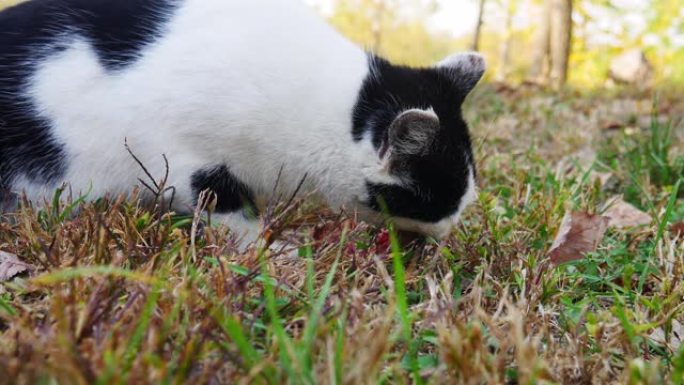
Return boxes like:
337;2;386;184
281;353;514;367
497;0;518;80
471;0;487;51
567;0;683;86
642;0;684;83
529;0;552;82
549;0;572;88
529;0;573;88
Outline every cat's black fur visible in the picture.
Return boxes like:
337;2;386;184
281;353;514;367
353;57;475;222
191;165;257;215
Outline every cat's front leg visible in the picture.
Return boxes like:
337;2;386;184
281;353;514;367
187;164;264;249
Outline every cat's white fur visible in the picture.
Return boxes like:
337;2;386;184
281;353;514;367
16;0;478;241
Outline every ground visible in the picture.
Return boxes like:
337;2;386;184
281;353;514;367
1;85;683;385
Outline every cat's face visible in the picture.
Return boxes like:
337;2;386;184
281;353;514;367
352;52;485;239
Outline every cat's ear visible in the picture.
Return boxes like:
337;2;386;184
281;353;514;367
436;52;486;95
380;109;440;158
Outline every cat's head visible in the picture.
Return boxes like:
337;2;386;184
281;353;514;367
352;52;485;239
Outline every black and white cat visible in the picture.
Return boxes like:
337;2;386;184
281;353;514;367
0;0;484;243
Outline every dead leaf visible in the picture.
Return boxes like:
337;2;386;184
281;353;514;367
671;223;684;238
604;198;652;229
0;251;32;281
549;212;610;265
601;121;625;130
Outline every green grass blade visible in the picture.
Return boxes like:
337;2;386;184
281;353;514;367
301;247;343;378
388;224;423;385
334;309;347;385
0;294;16;317
656;178;681;244
214;311;275;383
118;282;161;384
260;249;298;382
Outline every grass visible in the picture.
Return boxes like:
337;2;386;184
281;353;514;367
1;86;683;385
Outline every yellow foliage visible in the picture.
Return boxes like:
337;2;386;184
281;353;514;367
327;0;458;67
0;0;21;9
325;0;684;88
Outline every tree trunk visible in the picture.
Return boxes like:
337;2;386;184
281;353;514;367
549;0;573;88
497;0;516;81
529;0;551;83
471;0;486;51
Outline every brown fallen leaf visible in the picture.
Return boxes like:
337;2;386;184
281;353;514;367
671;223;684;238
0;251;33;281
604;197;652;229
549;212;610;265
601;121;625;130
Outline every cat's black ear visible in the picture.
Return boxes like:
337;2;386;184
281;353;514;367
380;109;440;158
436;52;486;95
